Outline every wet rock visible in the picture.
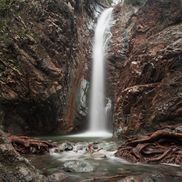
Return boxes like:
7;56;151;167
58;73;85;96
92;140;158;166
97;142;118;151
56;142;73;152
64;143;74;151
91;152;106;160
74;143;85;151
63;160;94;173
120;176;138;182
175;126;182;133
48;172;67;182
119;173;169;182
0;130;47;181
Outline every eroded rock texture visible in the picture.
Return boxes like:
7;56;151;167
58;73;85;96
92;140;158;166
110;0;182;137
0;130;48;181
0;0;106;135
0;0;77;135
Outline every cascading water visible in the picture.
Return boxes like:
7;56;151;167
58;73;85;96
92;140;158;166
71;8;113;138
89;8;113;137
105;98;112;130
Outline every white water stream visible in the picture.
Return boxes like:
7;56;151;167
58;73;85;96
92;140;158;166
71;8;113;138
89;8;113;133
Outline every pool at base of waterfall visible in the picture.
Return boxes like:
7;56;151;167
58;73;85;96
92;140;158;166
26;136;182;182
68;131;113;138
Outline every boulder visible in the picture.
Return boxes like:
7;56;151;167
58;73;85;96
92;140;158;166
91;152;106;160
63;160;94;173
0;130;47;181
48;172;67;182
54;142;73;152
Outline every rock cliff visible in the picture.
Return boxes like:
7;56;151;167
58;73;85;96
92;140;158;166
0;0;107;135
0;0;77;135
0;0;181;139
0;0;181;180
109;0;182;137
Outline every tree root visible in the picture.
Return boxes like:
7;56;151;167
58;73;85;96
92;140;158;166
8;135;56;155
116;130;182;165
147;148;172;162
127;130;182;147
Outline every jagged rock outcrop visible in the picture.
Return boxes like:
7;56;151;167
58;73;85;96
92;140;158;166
0;129;68;181
0;0;77;135
0;130;48;181
0;0;109;135
0;0;181;140
109;0;182;137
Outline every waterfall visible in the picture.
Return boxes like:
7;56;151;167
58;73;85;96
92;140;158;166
69;8;113;138
89;8;113;136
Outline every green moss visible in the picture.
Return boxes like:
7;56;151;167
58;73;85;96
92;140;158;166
0;0;13;33
125;0;147;6
0;0;12;17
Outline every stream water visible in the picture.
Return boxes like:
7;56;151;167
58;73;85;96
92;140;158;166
27;136;182;182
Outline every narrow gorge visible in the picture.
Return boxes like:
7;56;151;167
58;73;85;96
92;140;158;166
0;0;182;181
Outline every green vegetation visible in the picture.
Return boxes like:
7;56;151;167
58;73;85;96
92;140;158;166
125;0;147;6
0;0;12;17
0;0;12;31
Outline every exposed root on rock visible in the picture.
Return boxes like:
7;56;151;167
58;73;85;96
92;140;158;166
115;130;182;165
8;135;56;154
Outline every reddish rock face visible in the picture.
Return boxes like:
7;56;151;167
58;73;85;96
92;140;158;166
0;0;94;135
109;0;182;137
0;0;77;135
0;0;181;137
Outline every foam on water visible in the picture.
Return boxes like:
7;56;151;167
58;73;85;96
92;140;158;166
68;131;112;138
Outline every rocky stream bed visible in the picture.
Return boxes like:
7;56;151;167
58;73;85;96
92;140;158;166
25;135;182;182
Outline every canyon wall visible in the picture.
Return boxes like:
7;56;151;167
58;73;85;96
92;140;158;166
109;0;182;137
0;0;80;135
0;0;181;137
